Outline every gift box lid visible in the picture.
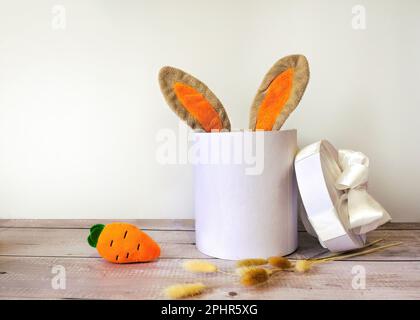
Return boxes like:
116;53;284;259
294;140;390;252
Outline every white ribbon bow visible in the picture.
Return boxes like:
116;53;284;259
335;149;391;235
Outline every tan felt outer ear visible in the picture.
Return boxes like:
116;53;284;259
158;66;231;132
249;55;310;131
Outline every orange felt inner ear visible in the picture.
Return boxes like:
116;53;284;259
173;82;223;132
255;68;294;131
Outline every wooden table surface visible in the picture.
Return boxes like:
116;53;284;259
0;220;419;300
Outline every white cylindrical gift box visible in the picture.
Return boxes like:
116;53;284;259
193;130;298;260
295;140;366;252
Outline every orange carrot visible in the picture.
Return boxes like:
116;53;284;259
88;223;160;263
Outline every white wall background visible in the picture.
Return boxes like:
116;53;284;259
0;0;419;221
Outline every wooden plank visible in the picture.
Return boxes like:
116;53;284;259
0;219;307;230
0;219;195;230
0;227;417;261
0;256;419;299
0;227;315;259
376;222;420;230
0;219;418;231
0;228;204;259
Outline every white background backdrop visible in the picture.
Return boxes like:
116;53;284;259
0;0;419;221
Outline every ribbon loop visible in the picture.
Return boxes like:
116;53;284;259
334;149;391;234
338;149;369;168
335;163;368;190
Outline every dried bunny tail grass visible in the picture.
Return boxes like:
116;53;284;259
235;266;251;276
236;258;268;268
319;242;402;262
294;260;314;273
183;260;218;273
240;267;270;286
268;256;292;269
165;283;206;299
310;239;384;261
294;241;402;273
235;266;272;276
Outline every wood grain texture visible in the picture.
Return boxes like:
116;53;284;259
1;257;419;300
0;227;418;261
0;219;195;230
0;219;417;230
0;220;419;300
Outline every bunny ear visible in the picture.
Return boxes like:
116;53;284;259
249;55;310;131
159;66;231;132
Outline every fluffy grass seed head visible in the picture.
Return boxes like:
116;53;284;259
164;282;206;299
268;256;292;269
294;260;313;273
236;258;268;268
236;266;274;278
240;267;270;286
182;260;218;273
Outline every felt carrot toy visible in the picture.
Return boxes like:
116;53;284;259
87;223;160;263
